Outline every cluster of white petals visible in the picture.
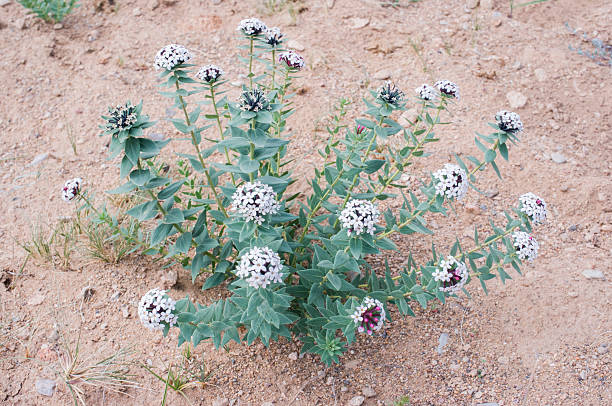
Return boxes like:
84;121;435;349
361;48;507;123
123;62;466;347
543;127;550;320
434;80;460;100
512;231;539;261
138;288;178;330
339;199;380;237
265;27;283;46
350;297;386;335
237;17;267;36
154;44;192;71
376;81;405;106
432;256;469;294
236;247;284;289
62;178;82;202
231;181;280;224
495;110;524;133
195;64;224;84
415;84;438;101
278;51;305;70
519;192;547;224
433;163;468;200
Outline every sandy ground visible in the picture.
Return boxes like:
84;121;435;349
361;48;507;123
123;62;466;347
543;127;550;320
0;0;611;405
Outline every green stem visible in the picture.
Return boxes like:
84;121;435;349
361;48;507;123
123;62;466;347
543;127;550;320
174;77;228;217
468;139;500;177
377;195;437;240
210;85;236;186
248;37;255;88
273;68;291;175
270;48;276;90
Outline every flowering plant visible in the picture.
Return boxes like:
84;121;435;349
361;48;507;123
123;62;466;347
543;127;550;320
70;18;547;365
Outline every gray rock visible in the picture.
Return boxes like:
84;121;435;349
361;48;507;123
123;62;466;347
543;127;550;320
348;395;365;406
466;0;479;9
288;352;298;361
28;293;45;306
35;379;56;397
148;0;159;10
287;40;305;51
582;269;604;280
0;0;12;7
506;91;527;109
484;189;499;198
148;133;166;141
597;344;608;354
212;0;223;4
212;398;229;406
362;386;376;398
568;224;577;232
373;69;392;80
133;8;142;16
28;153;49;167
348;17;369;29
534;68;547;82
550;152;566;163
436;332;449;354
579;370;587;380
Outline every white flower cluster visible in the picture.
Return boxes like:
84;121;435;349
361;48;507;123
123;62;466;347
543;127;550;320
239;88;271;112
433;256;469;294
495;110;524;133
236;247;284;289
435;80;460;100
231;181;280;224
237;17;267;36
154;44;192;71
415;84;438;101
350;297;386;335
339;199;380;236
512;231;539;262
519;192;547;224
138;288;178;331
265;27;283;46
433;163;468;200
195;64;224;84
62;178;82;202
278;51;305;70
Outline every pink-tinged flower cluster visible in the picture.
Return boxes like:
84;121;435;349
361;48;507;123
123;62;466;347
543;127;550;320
513;231;539;261
434;80;460;100
278;51;305;70
355;125;366;135
62;178;82;202
519;192;547;224
432;256;469;294
351;297;386;335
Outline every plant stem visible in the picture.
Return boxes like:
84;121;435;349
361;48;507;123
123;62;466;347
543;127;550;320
174;77;228;217
248;37;255;88
209;85;236;186
468;139;500;177
273;68;291;175
270;48;276;90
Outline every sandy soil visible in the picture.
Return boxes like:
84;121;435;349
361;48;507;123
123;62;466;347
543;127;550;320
0;0;611;405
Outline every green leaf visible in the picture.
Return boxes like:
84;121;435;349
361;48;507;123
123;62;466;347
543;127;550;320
349;238;362;259
239;158;260;174
151;223;173;246
326;272;343;291
175;232;192;254
124;137;140;165
202;272;226;290
158;181;184;200
484;149;497;163
163;208;185;224
129;169;151;186
364;159;385;174
126;200;158;221
120;156;133;179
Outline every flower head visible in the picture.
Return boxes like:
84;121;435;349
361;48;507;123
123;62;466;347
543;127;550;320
104;103;138;133
415;84;438;101
265;27;283;46
138;288;178;331
351;297;385;335
519;192;547;224
231;181;280;224
355;125;366;135
376;81;405;106
235;247;283;289
433;163;468;200
512;231;539;261
154;44;192;71
434;80;460;100
62;178;82;202
239;88;271;112
237;17;267;36
195;64;224;84
433;256;469;294
495;110;524;133
339;199;380;237
278;51;305;70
